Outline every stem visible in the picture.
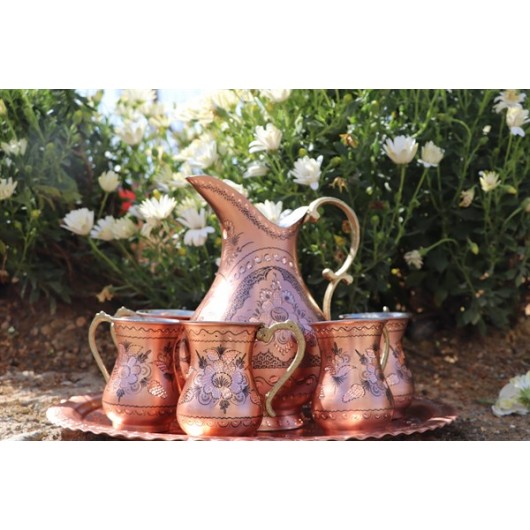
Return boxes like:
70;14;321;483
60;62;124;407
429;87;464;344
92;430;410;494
88;237;123;276
421;238;457;254
98;193;109;219
389;165;406;233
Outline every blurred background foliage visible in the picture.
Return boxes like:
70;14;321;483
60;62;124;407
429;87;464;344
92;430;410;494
1;88;528;333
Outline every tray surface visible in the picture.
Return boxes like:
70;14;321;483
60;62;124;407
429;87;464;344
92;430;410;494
46;394;457;441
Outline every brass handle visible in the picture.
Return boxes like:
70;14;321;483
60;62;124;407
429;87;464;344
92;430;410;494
174;337;190;394
256;320;306;418
305;197;360;320
114;306;136;317
88;311;114;382
380;326;390;370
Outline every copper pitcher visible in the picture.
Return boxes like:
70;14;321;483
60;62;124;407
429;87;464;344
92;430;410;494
310;318;394;433
187;175;360;431
88;312;184;432
176;320;305;437
341;312;414;418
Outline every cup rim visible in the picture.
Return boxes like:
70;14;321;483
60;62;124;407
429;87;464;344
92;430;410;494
182;320;264;328
112;315;186;325
136;309;195;318
311;318;388;327
339;311;411;320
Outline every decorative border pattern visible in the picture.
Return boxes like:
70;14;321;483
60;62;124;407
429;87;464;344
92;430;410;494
385;319;409;332
102;400;176;415
184;327;256;343
312;323;384;339
113;324;183;339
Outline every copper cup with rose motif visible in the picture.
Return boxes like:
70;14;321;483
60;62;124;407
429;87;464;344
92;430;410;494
341;312;414;419
310;318;394;434
89;311;185;432
177;319;305;437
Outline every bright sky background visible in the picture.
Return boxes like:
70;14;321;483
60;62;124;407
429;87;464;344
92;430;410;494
80;89;206;114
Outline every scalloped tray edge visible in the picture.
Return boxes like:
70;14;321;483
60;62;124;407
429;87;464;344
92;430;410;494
46;393;457;441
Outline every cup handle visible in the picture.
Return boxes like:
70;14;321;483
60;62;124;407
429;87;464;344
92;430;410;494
305;197;360;321
114;306;136;317
88;311;114;382
173;336;190;394
256;320;306;418
380;326;390;370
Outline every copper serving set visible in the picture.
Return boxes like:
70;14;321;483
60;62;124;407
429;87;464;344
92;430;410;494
50;175;455;440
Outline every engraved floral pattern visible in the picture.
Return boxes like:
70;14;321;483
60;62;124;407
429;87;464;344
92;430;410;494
111;342;152;401
324;342;352;391
181;346;261;414
320;342;390;403
110;341;175;402
222;220;250;267
385;345;413;386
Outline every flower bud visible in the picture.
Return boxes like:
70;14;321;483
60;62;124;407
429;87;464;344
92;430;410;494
468;240;479;255
298;148;307;157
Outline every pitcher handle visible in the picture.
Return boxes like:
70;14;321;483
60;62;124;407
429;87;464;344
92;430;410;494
256;320;306;418
88;311;114;382
305;197;360;321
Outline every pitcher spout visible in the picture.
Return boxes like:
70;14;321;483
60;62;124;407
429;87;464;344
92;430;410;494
186;174;306;239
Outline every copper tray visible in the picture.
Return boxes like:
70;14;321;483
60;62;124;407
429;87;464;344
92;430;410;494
46;394;457;441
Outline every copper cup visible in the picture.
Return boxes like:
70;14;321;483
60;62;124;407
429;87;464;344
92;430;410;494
310;318;394;433
177;320;305;437
113;306;195;392
341;312;414;418
88;311;184;432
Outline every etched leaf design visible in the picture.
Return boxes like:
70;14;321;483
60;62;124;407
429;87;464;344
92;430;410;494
342;383;365;402
155;359;171;375
148;380;168;398
386;373;400;386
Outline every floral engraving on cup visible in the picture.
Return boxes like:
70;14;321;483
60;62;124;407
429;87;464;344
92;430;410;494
154;342;175;382
322;342;390;403
180;346;261;414
110;341;175;402
385;345;413;386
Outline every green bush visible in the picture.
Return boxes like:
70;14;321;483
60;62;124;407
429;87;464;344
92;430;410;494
2;89;529;333
0;89;113;308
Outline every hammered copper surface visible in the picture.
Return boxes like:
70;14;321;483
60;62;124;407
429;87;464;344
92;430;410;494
311;319;394;433
341;312;414;419
88;312;184;433
46;394;457;441
187;175;360;431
